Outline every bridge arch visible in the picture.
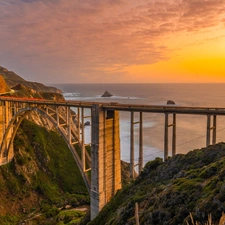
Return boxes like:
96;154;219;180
0;107;91;192
0;99;123;219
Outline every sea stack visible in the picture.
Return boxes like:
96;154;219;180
167;100;176;105
101;91;113;97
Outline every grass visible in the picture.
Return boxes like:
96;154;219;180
186;213;225;225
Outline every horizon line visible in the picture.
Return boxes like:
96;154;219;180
47;82;225;85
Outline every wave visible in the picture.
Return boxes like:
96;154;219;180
63;92;145;101
63;92;81;97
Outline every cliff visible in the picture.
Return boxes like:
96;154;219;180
0;75;10;93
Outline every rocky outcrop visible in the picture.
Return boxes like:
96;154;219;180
167;100;176;105
10;83;64;101
84;121;91;126
17;81;61;93
101;91;113;97
0;75;10;93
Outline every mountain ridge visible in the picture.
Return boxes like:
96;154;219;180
0;65;61;93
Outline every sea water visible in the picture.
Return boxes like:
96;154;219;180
50;83;225;165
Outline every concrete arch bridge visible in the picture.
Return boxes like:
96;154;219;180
1;97;225;219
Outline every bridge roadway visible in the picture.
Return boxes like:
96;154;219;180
1;96;225;219
1;97;225;172
3;96;225;114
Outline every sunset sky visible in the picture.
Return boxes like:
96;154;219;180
0;0;225;84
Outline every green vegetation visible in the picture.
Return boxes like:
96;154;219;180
0;119;89;224
89;143;225;225
2;118;225;225
56;209;86;224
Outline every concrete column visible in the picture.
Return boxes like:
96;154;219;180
78;107;81;142
130;111;134;178
110;110;121;195
0;101;5;165
91;105;121;220
172;114;176;156
7;101;14;162
81;108;86;172
164;113;169;160
0;101;6;164
2;101;6;138
91;104;105;220
0;100;14;165
139;112;143;174
212;115;217;145
206;115;211;147
0;101;4;141
56;106;59;126
67;106;71;144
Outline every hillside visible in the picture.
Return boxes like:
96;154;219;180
0;66;61;93
10;83;64;101
89;143;225;225
0;75;10;93
0;66;25;83
0;119;89;224
0;65;63;100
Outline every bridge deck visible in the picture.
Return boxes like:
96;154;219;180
1;97;225;115
1;97;225;219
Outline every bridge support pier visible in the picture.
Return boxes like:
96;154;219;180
91;104;121;220
0;101;14;165
164;113;176;160
213;115;217;144
206;115;217;147
130;112;143;178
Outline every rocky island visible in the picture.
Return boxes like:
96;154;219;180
101;91;113;97
167;100;176;105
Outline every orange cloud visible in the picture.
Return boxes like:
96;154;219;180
0;0;225;83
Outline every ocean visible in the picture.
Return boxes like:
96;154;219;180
51;83;225;165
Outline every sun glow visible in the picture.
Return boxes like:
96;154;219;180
125;27;225;83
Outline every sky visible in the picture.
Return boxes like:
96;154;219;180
0;0;225;84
